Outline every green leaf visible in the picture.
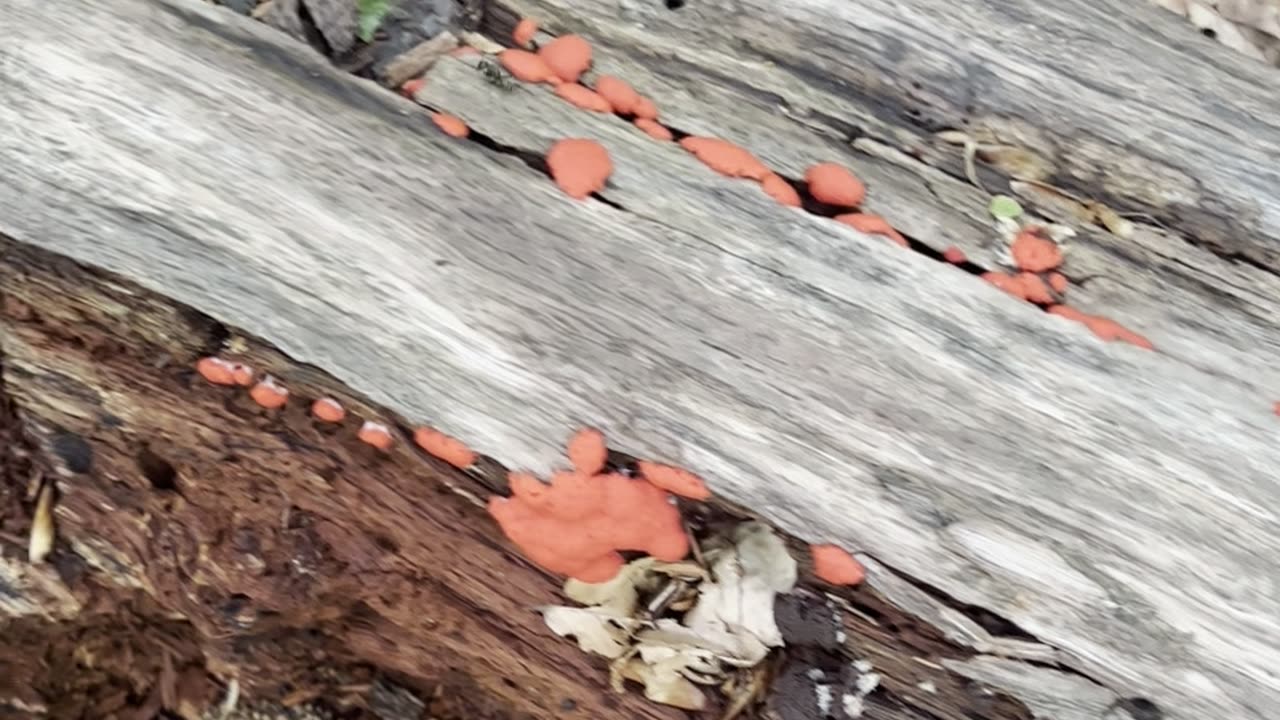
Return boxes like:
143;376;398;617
357;0;392;43
988;194;1023;220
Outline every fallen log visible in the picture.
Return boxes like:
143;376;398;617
1;0;1278;718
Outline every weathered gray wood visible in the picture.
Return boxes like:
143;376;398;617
2;1;1279;719
491;0;1280;267
485;0;1280;402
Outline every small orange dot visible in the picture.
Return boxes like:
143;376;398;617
811;544;865;585
249;377;289;409
512;18;538;47
431;112;469;138
400;78;425;98
357;421;394;450
942;246;967;264
311;398;345;423
196;357;237;386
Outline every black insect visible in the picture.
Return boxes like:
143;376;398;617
476;56;515;91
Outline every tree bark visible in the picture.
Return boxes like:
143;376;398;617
1;0;1277;718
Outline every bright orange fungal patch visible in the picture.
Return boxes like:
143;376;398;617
357;421;395;451
431;113;469;138
679;137;770;180
567;427;608;476
249;376;288;409
634;118;673;141
811;544;866;585
512;18;538;47
547;138;613;200
538;34;592;83
499;49;558;84
311;398;345;423
595;75;640;115
761;174;802;207
1011;229;1063;272
414;427;478;469
805;163;865;207
834;213;908;248
637;460;711;500
554;83;613;113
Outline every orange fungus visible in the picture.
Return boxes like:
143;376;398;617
1011;229;1063;272
414;427;478;469
834;213;908;248
632;96;659;121
679;137;770;180
512;18;538;47
311;397;345;423
595;75;640;115
811;544;866;585
634;118;673;141
357;421;395;451
761;174;802;207
249;376;288;409
231;364;255;386
554;83;613;113
431;112;469;138
538;34;592;83
196;357;238;386
400;78;425;98
1048;305;1153;350
805;163;865;207
942;246;967;264
1048;272;1069;294
488;470;688;582
547;138;613;200
637;460;711;500
567;427;608;476
499;49;557;83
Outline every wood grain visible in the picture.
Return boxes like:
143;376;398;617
2;1;1279;719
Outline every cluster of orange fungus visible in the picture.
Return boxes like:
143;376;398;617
761;174;801;207
512;17;538;47
499;49;559;84
196;357;254;386
539;34;592;83
943;246;967;265
634;118;673;141
1047;305;1153;350
810;544;866;586
414;427;478;469
249;376;289;409
487;429;707;583
547;138;613;199
431;112;469;138
595;75;640;115
834;213;908;248
805;163;866;207
1011;228;1063;273
357;421;395;450
311;397;345;423
555;83;612;113
982;271;1056;305
679;137;770;180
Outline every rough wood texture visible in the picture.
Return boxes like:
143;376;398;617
2;1;1279;719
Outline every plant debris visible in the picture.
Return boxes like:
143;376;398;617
539;521;799;710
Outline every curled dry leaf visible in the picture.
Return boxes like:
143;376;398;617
618;655;707;710
540;606;638;658
683;521;796;649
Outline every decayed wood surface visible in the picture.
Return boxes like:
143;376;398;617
2;0;1280;719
